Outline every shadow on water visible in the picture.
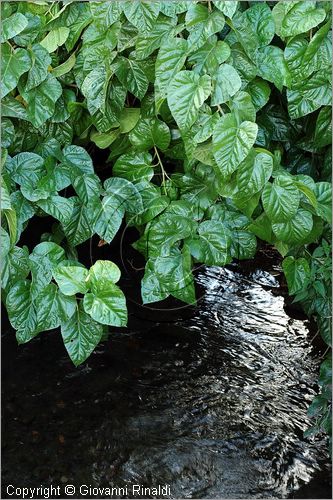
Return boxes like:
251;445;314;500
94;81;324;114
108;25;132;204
1;258;331;499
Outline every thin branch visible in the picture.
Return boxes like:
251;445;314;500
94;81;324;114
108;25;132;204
154;146;171;193
217;104;224;115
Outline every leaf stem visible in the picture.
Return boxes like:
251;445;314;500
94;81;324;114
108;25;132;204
217;104;224;115
154;146;171;193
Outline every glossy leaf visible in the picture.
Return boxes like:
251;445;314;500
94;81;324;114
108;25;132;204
113;152;154;183
26;44;51;91
212;113;258;177
236;150;273;196
211;64;241;106
188;220;231;266
1;13;28;42
272;209;313;244
155;37;189;103
262;176;300;222
1;44;31;98
61;303;103;366
40;27;70;53
275;1;326;38
6;280;38;344
20;75;62;127
167;71;211;131
53;262;89;296
314;182;332;224
282;256;311;295
129;118;171;151
256;46;291;91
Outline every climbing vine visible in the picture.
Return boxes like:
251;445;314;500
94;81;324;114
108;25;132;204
1;1;331;439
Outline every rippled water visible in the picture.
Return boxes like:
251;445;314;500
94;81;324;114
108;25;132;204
2;264;330;498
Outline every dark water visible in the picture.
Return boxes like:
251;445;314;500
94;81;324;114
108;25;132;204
1;262;331;499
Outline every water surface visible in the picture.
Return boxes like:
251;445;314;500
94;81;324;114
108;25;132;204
2;263;331;498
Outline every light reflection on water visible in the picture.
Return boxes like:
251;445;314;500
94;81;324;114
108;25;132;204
2;265;330;498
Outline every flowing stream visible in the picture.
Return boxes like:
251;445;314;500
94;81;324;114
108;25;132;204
2;261;331;499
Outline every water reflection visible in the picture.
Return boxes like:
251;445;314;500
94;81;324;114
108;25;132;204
1;265;330;498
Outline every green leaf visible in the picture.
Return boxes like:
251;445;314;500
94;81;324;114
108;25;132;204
10;191;35;238
40;27;70;53
135;15;178;60
118;108;141;134
188;38;231;75
26;43;51;91
1;44;31;98
8;151;45;188
61;303;103;366
154;249;196;304
91;80;126;133
20;74;62;127
262;176;300;222
104;177;143;215
115;57;149;100
131;190;169;226
246;78;271;111
282;256;311;295
53;262;89;296
167;70;211;131
90;195;124;244
36;283;76;331
81;66;112;115
212;113;258;177
6;280;38;344
256;46;291;91
211;64;241;106
83;283;127;326
1;95;29;120
122;0;160;32
129;118;171;151
29;242;65;296
188;220;231;266
314;182;332;224
0;228;10;261
272;209;313;244
13;13;42;47
141;259;169;304
72;174;102;204
51;53;76;78
1;117;15;148
248;213;273;243
88;260;121;286
236;150;273;196
186;4;225;49
62;145;94;174
155;37;189;104
113;152;154;183
1;245;30;291
276;1;326;38
148;214;197;258
229;91;256;123
243;2;275;47
90;1;122;27
0;13;28;42
192;111;219;144
37;195;74;225
314;107;332;148
214;1;238;18
90;129;120;149
230;230;257;260
63;197;93;247
287;70;331;119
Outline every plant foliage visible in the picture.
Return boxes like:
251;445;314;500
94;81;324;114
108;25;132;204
1;0;331;437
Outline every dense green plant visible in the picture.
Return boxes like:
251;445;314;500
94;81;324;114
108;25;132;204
1;0;331;435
